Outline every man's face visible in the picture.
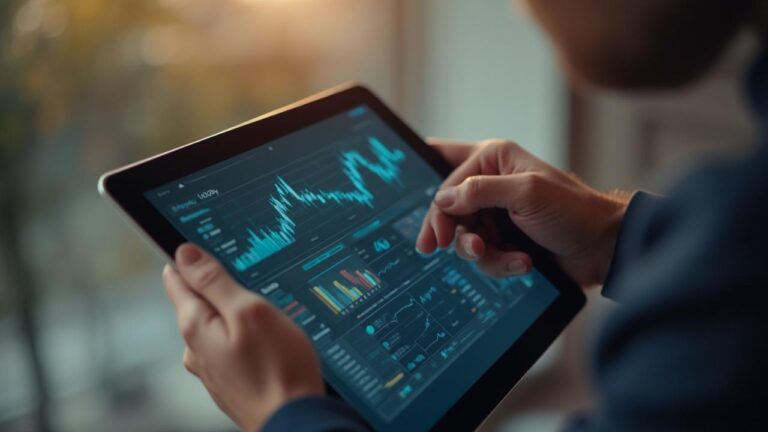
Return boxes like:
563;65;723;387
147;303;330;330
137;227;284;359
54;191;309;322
521;0;753;90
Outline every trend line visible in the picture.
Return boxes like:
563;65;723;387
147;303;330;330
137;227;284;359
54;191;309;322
420;317;431;335
389;298;416;326
375;298;416;334
377;258;401;276
232;137;405;271
424;331;447;352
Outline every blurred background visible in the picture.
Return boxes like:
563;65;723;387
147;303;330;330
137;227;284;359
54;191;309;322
0;0;761;431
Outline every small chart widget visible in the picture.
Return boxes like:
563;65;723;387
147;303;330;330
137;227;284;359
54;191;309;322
309;255;384;316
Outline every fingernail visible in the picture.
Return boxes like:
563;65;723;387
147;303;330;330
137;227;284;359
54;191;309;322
416;246;435;257
506;259;528;275
463;241;478;261
434;187;455;207
178;245;203;266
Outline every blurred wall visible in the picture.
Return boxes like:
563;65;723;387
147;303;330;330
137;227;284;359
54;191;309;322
402;0;565;166
574;32;761;191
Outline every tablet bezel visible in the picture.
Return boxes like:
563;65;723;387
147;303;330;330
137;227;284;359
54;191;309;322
99;83;585;431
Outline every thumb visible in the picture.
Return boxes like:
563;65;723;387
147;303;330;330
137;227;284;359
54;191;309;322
175;243;246;316
433;174;534;215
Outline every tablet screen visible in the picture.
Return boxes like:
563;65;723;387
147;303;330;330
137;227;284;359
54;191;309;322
145;105;560;430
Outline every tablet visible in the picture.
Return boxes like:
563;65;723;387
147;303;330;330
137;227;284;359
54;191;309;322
99;84;584;431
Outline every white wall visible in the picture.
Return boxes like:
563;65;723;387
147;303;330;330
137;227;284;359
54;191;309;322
403;0;565;166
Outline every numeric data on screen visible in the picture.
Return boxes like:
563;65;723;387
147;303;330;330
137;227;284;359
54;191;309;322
146;105;559;426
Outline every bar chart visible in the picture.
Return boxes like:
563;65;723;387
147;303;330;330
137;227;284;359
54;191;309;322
310;255;383;315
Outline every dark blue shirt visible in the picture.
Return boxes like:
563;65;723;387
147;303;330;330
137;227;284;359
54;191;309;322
565;40;768;432
264;43;768;432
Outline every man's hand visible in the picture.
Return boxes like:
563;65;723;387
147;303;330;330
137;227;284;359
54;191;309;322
163;243;324;432
417;138;629;288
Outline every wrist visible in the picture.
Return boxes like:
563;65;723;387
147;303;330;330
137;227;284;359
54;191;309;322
593;190;630;285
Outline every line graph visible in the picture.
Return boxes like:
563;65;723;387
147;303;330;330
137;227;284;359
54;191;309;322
423;331;447;352
377;258;401;276
384;316;434;361
365;296;418;336
232;137;406;272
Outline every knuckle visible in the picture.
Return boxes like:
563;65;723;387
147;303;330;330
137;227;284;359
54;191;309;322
193;261;227;291
503;140;522;153
479;138;503;148
182;352;195;373
178;304;202;341
162;265;177;288
235;296;272;325
162;265;173;282
462;176;483;200
230;298;279;350
179;319;197;341
520;172;547;195
481;139;518;153
497;142;521;169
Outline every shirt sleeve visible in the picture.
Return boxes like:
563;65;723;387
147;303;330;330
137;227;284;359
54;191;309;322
262;396;371;432
600;191;664;301
563;148;768;431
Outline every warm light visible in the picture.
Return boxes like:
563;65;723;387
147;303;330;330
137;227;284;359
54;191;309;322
236;0;311;4
140;25;192;66
14;0;69;38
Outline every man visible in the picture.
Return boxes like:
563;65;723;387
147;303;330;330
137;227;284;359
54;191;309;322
162;0;768;430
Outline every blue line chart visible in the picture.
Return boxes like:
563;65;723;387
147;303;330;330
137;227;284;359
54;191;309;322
365;296;417;337
371;297;416;336
423;331;447;352
377;258;402;276
232;137;406;272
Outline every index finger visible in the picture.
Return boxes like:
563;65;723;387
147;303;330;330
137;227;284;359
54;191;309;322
417;149;485;253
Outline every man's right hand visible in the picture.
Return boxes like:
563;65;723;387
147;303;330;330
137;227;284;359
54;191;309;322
417;138;629;288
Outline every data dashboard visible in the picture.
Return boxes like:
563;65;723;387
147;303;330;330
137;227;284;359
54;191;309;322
146;105;559;429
